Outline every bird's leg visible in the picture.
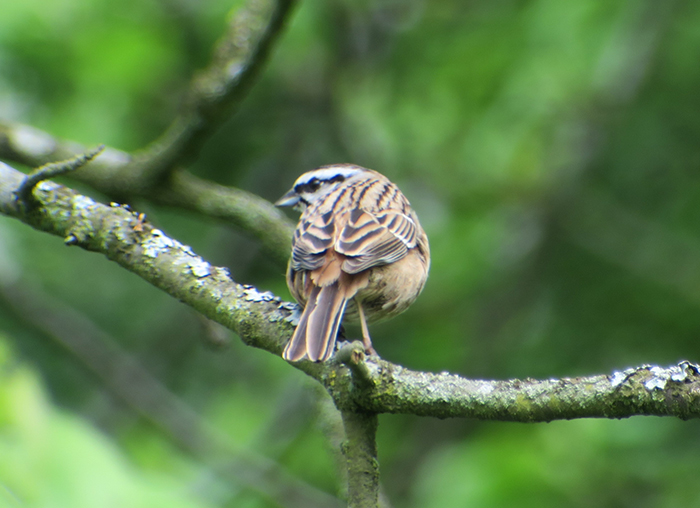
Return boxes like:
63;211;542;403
356;301;377;356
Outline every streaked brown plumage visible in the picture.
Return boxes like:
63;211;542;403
276;164;430;362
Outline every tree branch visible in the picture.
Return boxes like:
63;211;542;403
138;0;298;181
336;341;375;389
14;145;105;203
0;0;298;264
0;160;301;364
326;358;700;421
0;0;299;188
2;160;700;423
341;410;379;508
0;124;293;265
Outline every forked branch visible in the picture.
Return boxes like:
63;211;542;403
2;161;699;421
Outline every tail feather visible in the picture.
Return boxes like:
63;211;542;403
282;282;347;362
282;298;313;362
307;283;347;361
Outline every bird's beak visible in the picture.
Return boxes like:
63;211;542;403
275;189;300;207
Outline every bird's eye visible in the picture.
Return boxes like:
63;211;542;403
295;178;321;194
328;174;346;184
294;174;347;195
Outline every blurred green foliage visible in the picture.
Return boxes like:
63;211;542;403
0;339;214;508
3;0;700;506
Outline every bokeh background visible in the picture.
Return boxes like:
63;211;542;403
2;0;700;506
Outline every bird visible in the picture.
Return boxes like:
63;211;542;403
275;164;430;362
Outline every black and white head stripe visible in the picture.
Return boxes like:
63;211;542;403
292;165;365;194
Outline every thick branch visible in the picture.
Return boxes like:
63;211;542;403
2;161;700;424
326;358;700;422
0;161;293;354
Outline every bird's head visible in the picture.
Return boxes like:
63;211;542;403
275;164;366;210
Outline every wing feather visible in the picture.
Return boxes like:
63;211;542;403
336;210;416;274
291;214;335;271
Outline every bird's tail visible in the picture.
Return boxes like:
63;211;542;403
283;282;348;362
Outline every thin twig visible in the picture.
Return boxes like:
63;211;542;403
14;144;105;203
337;341;376;388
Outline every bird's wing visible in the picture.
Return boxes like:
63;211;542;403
290;210;336;271
337;208;417;274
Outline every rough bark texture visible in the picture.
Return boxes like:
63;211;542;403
341;410;380;508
